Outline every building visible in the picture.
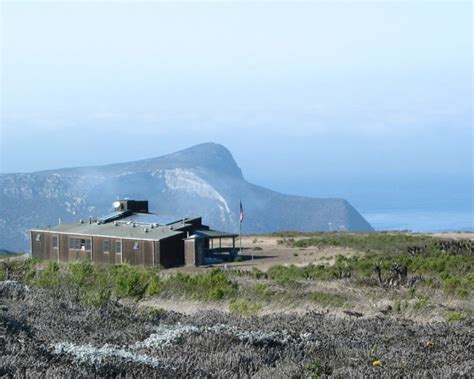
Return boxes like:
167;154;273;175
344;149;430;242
31;199;238;268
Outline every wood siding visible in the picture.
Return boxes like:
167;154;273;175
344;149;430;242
92;236;119;265
31;231;185;268
120;239;154;266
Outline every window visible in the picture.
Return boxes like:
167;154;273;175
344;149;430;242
35;233;42;242
84;239;92;251
68;238;92;251
133;241;140;251
115;240;122;254
52;234;58;249
103;240;110;254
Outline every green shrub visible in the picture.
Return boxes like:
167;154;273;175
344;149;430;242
310;291;347;307
229;299;262;316
112;264;154;299
69;261;95;288
394;299;402;313
36;261;61;289
446;311;466;322
145;275;162;296
161;269;237;301
253;283;275;301
413;297;429;311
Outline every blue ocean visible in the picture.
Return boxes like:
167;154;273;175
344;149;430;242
362;210;473;232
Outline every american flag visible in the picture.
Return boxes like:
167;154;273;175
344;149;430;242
239;201;244;223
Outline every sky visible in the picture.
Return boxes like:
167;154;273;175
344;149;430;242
1;1;472;223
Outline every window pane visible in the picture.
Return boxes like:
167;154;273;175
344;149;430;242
133;242;139;251
52;235;58;248
85;239;92;251
116;241;122;254
104;240;110;253
36;234;41;242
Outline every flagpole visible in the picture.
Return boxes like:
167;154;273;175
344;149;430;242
239;219;242;256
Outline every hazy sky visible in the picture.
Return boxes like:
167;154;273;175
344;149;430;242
1;1;472;207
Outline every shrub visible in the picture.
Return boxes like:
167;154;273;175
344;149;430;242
229;299;262;316
446;312;466;322
253;283;274;301
112;264;154;299
35;261;61;289
310;291;347;307
161;270;237;301
145;275;162;296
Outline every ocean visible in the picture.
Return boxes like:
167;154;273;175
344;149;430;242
362;209;473;232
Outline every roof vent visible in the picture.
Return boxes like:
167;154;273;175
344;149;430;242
150;224;154;229
144;228;148;233
114;221;118;226
79;219;84;224
169;225;174;230
132;223;136;228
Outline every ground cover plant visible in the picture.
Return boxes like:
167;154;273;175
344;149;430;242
1;233;473;376
0;234;472;313
270;233;473;297
1;279;472;377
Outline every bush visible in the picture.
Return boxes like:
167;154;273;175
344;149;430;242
161;269;237;301
112;264;155;299
310;291;347;307
35;261;61;289
253;283;275;301
446;312;466;322
229;299;262;316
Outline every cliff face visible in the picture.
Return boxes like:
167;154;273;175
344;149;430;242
0;143;373;251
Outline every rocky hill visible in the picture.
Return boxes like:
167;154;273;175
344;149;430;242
0;143;372;251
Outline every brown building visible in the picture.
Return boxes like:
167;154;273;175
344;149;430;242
31;199;237;268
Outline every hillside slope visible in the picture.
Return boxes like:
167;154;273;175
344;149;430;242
0;143;372;251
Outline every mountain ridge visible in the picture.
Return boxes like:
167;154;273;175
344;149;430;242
0;143;373;252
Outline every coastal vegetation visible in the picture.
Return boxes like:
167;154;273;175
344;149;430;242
1;233;472;319
1;232;472;376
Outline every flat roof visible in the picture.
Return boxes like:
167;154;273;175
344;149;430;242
191;229;238;239
32;221;185;241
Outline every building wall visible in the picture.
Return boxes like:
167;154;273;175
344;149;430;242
154;241;160;267
59;234;69;262
32;231;185;268
67;237;92;262
184;238;204;266
31;231;46;260
31;231;59;262
184;239;196;266
122;239;154;266
92;236;120;265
